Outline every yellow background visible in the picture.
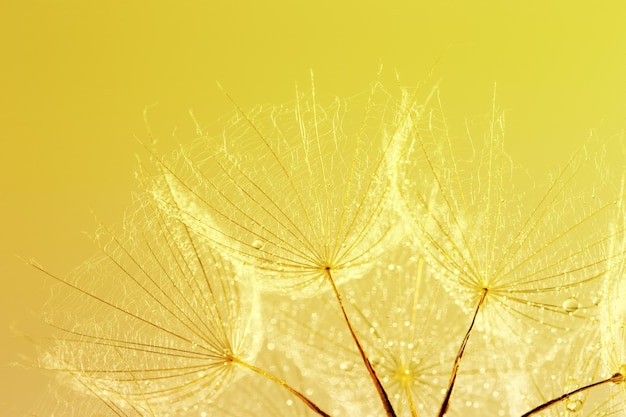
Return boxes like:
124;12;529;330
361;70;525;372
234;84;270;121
1;1;625;415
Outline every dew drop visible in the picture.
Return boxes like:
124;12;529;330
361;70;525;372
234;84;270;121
252;240;265;249
566;398;582;412
339;362;352;371
562;297;580;313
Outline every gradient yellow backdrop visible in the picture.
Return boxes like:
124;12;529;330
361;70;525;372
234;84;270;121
1;1;625;415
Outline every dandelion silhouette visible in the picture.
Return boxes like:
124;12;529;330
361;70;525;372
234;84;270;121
28;78;626;417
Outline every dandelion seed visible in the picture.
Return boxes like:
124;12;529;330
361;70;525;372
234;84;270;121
33;199;262;414
150;79;410;294
33;197;330;416
397;88;623;414
512;319;602;416
399;89;623;336
515;203;626;416
592;204;626;415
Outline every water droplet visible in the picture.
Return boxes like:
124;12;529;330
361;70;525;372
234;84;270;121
566;398;582;412
252;239;265;249
562;297;580;313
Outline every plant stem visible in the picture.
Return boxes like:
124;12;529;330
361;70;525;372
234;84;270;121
324;268;397;417
234;357;332;417
438;288;488;417
405;384;419;417
520;373;625;417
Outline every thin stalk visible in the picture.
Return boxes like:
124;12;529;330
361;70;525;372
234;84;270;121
404;384;419;417
520;372;625;417
438;288;488;417
324;268;397;417
233;357;332;417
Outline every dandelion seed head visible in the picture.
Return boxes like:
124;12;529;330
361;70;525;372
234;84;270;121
31;79;626;416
